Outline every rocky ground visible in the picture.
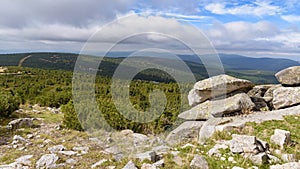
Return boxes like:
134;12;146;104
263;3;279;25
1;66;300;169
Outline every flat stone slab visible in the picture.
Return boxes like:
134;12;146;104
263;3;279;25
188;74;253;106
215;105;300;133
179;93;255;120
196;105;300;143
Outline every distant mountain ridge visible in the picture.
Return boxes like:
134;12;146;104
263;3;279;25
0;52;299;84
177;54;300;72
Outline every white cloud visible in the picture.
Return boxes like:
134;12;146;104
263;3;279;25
281;15;300;23
205;1;283;16
0;0;136;28
203;20;300;56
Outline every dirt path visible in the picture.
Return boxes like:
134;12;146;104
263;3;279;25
18;55;32;67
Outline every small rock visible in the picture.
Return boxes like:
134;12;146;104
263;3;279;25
15;155;33;166
249;153;269;165
153;159;164;167
132;133;149;145
173;155;183;166
121;129;134;136
230;134;258;154
107;166;116;169
181;143;196;149
207;143;229;157
58;151;77;156
270;129;291;149
228;157;235;162
122;160;138;169
26;134;34;139
104;146;121;155
12;135;30;144
190;155;209;169
135;151;157;162
48;145;65;153
72;146;89;153
91;159;107;168
232;167;244;169
141;163;157;169
152;145;170;157
281;154;296;162
43;139;53;144
66;158;77;165
268;154;281;164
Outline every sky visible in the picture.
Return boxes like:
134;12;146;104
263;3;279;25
1;0;300;60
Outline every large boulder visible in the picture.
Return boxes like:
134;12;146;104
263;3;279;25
188;74;254;106
166;121;205;145
179;93;255;120
272;87;300;109
275;66;300;86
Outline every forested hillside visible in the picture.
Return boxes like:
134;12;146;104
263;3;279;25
0;67;190;134
0;52;293;84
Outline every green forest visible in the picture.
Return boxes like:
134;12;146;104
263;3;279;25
0;66;190;134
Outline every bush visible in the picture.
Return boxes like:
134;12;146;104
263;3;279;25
0;92;21;117
62;100;83;131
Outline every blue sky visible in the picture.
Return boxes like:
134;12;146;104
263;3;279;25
0;0;300;60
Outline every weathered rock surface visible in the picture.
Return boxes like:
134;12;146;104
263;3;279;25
166;121;204;145
141;163;157;169
58;150;77;156
122;160;138;169
215;105;300;134
281;154;296;162
275;66;300;86
180;93;255;119
250;97;269;111
272;87;300;109
188;74;254;106
36;154;59;169
270;129;291;149
230;134;259;154
249;153;269;165
15;155;33;166
190;155;209;169
270;162;300;169
135;151;157;162
247;85;274;97
91;159;107;168
199;118;234;143
47;145;65;153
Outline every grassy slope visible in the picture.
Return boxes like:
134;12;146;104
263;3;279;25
1;107;299;168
